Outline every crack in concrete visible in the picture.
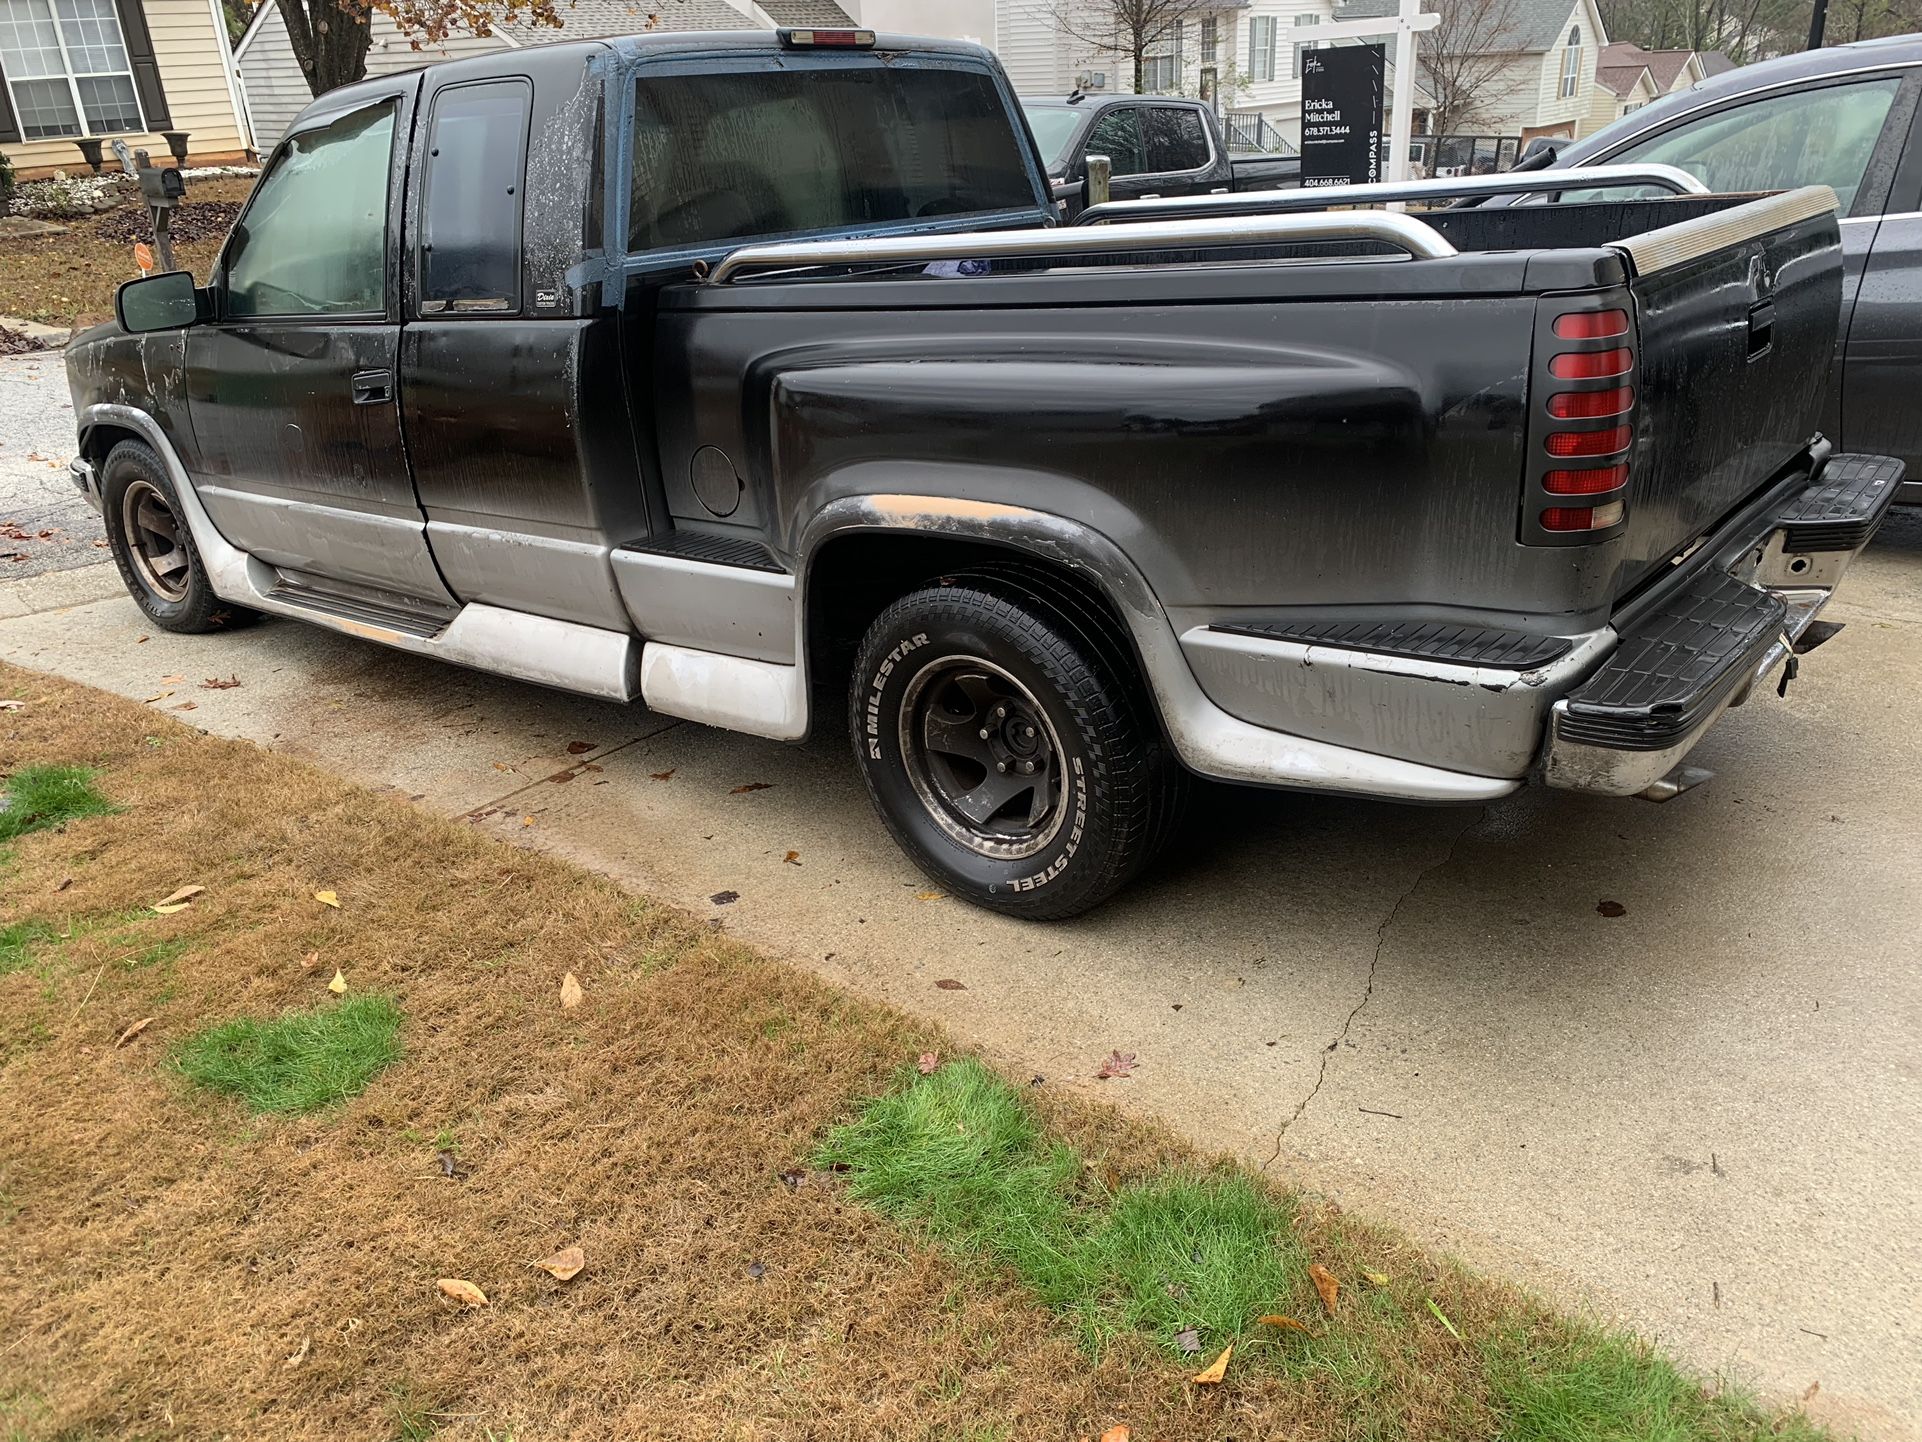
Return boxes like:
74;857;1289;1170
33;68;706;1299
460;722;684;819
1262;804;1491;1169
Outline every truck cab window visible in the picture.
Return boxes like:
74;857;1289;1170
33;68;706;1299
1142;106;1208;172
1607;77;1903;215
627;65;1037;253
223;103;394;318
420;79;530;314
1085;107;1145;176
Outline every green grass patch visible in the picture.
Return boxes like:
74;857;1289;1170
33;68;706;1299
820;1060;1827;1441
0;919;58;977
173;994;404;1115
0;765;115;844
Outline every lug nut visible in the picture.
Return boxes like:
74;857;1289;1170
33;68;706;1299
1020;760;1035;774
1024;725;1036;739
978;727;990;739
996;761;1008;773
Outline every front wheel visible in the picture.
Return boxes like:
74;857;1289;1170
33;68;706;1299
849;576;1184;920
99;440;254;634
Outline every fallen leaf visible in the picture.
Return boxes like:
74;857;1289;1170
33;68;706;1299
436;1150;460;1178
151;884;204;912
314;890;340;908
1361;1268;1390;1287
745;1260;766;1281
114;1016;154;1048
200;674;241;689
283;1334;311;1368
649;769;675;781
136;634;149;642
301;951;320;971
1426;1297;1462;1340
711;890;739;905
328;969;348;995
171;701;197;711
436;1278;488;1307
54;877;73;893
1095;1050;1137;1080
1173;1326;1202;1355
1597;899;1627;918
730;782;773;794
521;816;534;828
492;761;512;772
1099;1428;1131;1442
560;971;583;1009
935;978;967;991
1258;1313;1312;1333
532;1245;585;1281
140;691;172;704
917;1051;941;1075
1309;1263;1341;1314
779;1168;806;1190
1190;1342;1233;1385
782;850;801;865
566;740;594;755
915;890;945;901
157;674;184;684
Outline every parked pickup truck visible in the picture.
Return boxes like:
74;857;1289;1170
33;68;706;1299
67;29;1902;919
1022;93;1300;219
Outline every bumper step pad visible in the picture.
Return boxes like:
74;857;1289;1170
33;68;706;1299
618;532;788;574
1778;453;1906;552
1559;573;1784;752
1209;618;1572;669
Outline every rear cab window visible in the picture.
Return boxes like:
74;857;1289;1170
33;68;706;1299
419;78;531;314
625;57;1042;255
1142;106;1210;173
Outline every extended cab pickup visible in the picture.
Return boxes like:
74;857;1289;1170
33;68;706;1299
1023;92;1300;219
67;30;1904;918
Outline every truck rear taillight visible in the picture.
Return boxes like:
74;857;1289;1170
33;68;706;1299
1551;309;1628;340
1541;501;1626;531
1522;294;1639;544
1547;386;1633;419
1549;348;1632;379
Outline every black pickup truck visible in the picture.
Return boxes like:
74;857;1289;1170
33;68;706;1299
66;28;1902;918
1023;93;1300;219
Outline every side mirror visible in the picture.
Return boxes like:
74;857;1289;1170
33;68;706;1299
116;270;204;334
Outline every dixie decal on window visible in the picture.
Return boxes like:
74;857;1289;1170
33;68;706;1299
1300;44;1384;188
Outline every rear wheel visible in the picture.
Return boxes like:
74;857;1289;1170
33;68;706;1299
849;574;1184;919
99;441;254;634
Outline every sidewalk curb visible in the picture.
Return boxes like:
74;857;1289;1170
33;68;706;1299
0;315;71;348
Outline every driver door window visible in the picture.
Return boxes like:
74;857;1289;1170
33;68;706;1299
224;102;395;317
1606;77;1903;215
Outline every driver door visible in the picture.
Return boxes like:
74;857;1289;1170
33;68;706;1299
184;78;452;605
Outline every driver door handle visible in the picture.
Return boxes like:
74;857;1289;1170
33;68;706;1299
351;369;393;405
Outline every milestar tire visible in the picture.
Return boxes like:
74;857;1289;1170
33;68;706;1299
99;440;255;634
849;572;1184;920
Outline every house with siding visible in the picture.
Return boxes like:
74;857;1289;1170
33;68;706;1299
235;0;856;152
0;0;253;178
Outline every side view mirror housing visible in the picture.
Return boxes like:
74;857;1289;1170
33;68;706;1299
116;269;206;334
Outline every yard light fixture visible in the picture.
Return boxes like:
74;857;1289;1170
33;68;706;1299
73;137;105;174
162;131;191;165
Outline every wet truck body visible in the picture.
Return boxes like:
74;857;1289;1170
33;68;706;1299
66;30;1904;917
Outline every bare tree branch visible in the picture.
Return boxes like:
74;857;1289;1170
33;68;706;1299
1045;0;1221;94
1418;0;1526;140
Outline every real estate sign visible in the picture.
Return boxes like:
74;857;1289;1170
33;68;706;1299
1301;45;1385;188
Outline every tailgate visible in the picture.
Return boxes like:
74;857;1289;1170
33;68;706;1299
1614;187;1841;591
1522;187;1843;595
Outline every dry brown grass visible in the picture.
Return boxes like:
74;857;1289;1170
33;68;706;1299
0;663;1778;1442
0;177;256;328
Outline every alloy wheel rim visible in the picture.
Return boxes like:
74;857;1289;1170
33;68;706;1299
120;478;190;603
898;655;1068;861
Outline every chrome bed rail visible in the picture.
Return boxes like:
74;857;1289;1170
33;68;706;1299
1074;163;1711;225
702;209;1458;285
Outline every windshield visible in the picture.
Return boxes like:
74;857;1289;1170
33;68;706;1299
1022;104;1084;173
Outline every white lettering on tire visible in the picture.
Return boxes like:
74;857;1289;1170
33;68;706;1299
865;632;927;760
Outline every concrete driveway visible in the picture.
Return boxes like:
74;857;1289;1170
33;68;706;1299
4;513;1919;1437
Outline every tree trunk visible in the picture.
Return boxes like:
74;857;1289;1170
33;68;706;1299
278;0;373;98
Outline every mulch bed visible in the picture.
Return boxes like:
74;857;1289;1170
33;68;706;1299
95;199;243;247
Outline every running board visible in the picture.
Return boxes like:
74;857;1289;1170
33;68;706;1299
262;581;452;640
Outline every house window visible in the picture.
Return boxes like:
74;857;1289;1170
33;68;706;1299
1249;14;1276;83
1200;16;1217;62
1560;28;1581;99
1143;51;1176;92
1292;13;1321;81
0;0;143;140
